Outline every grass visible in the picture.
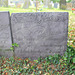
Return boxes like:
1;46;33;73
0;7;75;75
0;7;74;14
0;46;75;75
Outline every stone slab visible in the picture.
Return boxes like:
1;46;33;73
0;12;12;57
11;12;68;60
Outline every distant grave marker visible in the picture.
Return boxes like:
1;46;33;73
72;0;75;8
23;0;30;9
0;0;2;6
67;3;72;10
43;0;50;8
2;0;8;7
54;3;59;8
72;3;75;8
48;3;52;8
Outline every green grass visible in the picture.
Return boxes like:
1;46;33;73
0;7;74;15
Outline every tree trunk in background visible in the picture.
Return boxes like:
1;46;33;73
60;0;66;10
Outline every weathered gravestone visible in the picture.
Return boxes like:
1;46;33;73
72;0;75;8
23;0;30;9
0;12;12;57
67;3;72;10
0;0;2;7
72;3;75;8
48;3;52;9
11;12;68;60
54;3;59;8
30;0;34;6
43;0;50;8
2;0;8;7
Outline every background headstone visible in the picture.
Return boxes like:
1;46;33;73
43;0;50;8
48;3;52;8
60;0;66;9
0;12;12;57
71;0;75;8
16;3;21;8
30;0;34;6
54;3;59;8
72;3;75;8
50;1;54;8
2;0;8;7
40;1;43;5
23;0;30;9
66;3;72;10
0;0;2;7
33;0;36;7
11;12;68;60
8;0;15;7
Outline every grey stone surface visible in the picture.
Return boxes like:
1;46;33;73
11;12;68;60
0;12;12;57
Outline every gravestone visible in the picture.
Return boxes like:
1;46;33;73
72;3;75;8
48;3;52;8
71;0;75;8
43;0;50;8
0;12;12;57
11;12;68;60
0;0;2;6
23;0;30;9
2;0;8;7
40;1;43;5
16;3;21;8
54;3;58;8
67;3;72;10
30;0;34;6
33;0;36;7
51;1;54;8
0;0;8;7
